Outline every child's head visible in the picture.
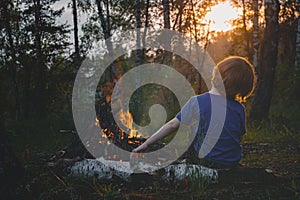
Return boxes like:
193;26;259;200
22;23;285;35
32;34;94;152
212;56;256;101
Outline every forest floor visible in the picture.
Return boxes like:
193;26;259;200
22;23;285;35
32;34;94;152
204;141;300;199
6;120;300;199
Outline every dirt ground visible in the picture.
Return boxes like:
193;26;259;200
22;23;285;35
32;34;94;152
203;142;300;199
4;140;300;199
110;142;300;199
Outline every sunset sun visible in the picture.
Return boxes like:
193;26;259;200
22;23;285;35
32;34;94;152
204;1;242;32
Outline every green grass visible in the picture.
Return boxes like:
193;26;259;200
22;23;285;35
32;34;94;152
243;120;300;144
5;116;75;162
3;109;299;199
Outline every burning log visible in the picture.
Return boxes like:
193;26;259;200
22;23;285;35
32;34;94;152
95;95;148;152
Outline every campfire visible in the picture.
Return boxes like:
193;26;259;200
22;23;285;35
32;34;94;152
95;95;146;160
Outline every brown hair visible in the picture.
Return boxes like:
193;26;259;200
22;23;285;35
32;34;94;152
212;56;256;102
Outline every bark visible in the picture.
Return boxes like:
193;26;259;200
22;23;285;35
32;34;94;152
171;0;186;32
294;4;300;100
7;30;20;121
134;0;142;115
242;0;251;60
33;0;46;116
96;0;116;82
141;0;150;61
190;0;198;42
178;1;183;32
61;158;278;184
135;0;142;66
249;0;280;121
172;0;186;31
163;0;170;29
3;2;20;120
72;0;80;69
105;0;110;34
162;0;171;65
253;0;259;68
66;158;218;183
21;56;33;118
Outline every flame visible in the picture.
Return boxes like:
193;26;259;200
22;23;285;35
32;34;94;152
119;109;134;129
128;140;135;144
86;141;90;147
100;129;108;138
119;109;142;138
94;106;145;161
235;95;247;103
95;118;100;126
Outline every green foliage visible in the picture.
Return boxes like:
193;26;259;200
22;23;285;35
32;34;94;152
290;179;299;199
0;0;71;120
92;179;122;199
268;61;300;130
244;119;300;144
6;116;75;159
129;84;181;125
189;171;209;197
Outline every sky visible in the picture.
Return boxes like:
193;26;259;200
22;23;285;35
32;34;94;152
52;0;241;49
204;1;241;32
53;0;87;44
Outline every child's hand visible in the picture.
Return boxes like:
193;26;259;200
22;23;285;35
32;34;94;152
130;143;148;170
132;143;148;153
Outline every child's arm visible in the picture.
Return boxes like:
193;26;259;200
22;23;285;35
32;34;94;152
132;118;180;153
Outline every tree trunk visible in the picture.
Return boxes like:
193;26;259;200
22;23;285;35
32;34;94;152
253;0;259;68
135;0;142;66
163;0;170;29
294;4;300;100
242;0;251;60
62;157;278;185
162;0;171;65
64;158;218;183
134;0;142;117
22;57;33;118
33;0;46;116
190;0;198;42
178;1;184;32
72;0;80;69
3;2;20;120
249;0;280;121
141;0;150;62
96;0;116;82
172;0;185;32
8;34;20;121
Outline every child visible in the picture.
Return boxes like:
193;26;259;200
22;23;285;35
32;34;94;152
132;56;256;169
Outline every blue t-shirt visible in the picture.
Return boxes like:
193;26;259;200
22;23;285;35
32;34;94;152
176;93;246;166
